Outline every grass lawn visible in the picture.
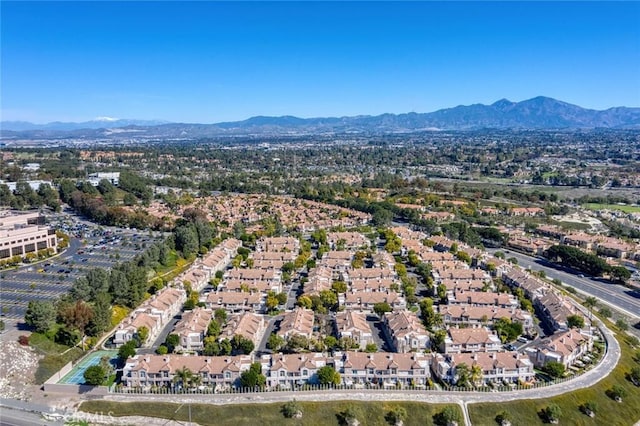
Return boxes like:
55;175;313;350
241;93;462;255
30;332;86;384
583;203;640;213
80;400;462;426
468;323;640;426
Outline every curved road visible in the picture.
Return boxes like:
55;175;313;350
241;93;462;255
1;318;623;426
99;318;621;425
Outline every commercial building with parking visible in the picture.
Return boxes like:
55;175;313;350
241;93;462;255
0;211;57;259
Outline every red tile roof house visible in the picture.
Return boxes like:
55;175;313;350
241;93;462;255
327;231;370;250
432;351;534;386
303;266;333;296
534;291;580;332
383;310;430;353
255;236;300;254
219;313;266;349
343;290;407;312
261;352;329;389
443;327;502;354
114;311;162;348
438;305;534;332
115;287;186;347
178;266;210;292
334;351;433;387
204;291;264;313
447;289;519;309
531;328;593;369
335;311;374;350
173;307;213;352
122;354;253;391
277;308;315;340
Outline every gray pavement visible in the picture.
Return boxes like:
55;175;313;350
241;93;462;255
489;249;640;319
100;316;621;408
0;399;63;426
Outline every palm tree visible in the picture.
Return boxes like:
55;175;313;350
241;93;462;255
173;366;193;390
455;363;470;388
584;296;597;320
471;364;483;387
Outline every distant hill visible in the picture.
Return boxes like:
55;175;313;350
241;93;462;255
1;118;170;131
2;97;639;138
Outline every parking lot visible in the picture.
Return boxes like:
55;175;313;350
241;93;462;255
0;212;162;324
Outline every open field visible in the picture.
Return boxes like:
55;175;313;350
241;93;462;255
583;203;640;213
468;323;640;426
80;400;461;426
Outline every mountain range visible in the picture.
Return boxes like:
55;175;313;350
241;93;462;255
2;97;639;139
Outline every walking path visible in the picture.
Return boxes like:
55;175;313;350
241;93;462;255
0;317;622;426
105;316;621;406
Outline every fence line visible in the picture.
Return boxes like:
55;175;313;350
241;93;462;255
109;365;594;396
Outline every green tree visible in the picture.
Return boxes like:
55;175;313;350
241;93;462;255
437;284;448;303
323;335;338;350
373;302;392;317
433;406;462;426
265;291;280;312
455;363;471;387
173;366;194;389
628;366;640;385
297;295;313;309
495;410;512;426
318;289;338;311
567;314;585;329
543;404;562;423
543;361;565;378
610;266;631;283
231;334;255;355
286;334;310;352
599;306;612;318
583;296;597;320
471;364;483;387
156;345;168;355
365;343;377;353
282;399;303;419
616;319;629;331
386;406;407;426
580;401;597;417
207;319;221;337
87;291;111;337
431;330;447;349
137;326;149;344
331;281;348;294
24;300;56;333
341;405;362;426
118;340;137;361
608;385;627;401
316;365;341;385
240;362;266;388
165;333;180;352
83;365;106;386
267;333;285;352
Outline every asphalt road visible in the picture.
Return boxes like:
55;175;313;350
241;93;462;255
490;249;640;319
138;314;182;354
0;399;63;426
0;408;56;426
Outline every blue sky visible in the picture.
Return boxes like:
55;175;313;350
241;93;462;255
2;1;639;123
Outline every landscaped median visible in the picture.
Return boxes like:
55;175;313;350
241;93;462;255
79;400;463;426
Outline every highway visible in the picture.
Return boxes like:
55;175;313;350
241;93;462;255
489;249;640;319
